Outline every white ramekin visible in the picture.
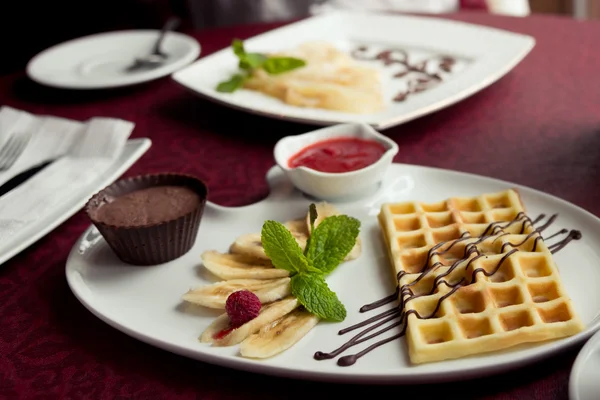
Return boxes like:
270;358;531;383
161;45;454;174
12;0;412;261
273;123;399;200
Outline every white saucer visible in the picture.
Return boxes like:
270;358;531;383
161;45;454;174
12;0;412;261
27;30;201;89
570;329;600;400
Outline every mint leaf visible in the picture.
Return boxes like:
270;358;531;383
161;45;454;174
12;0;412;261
291;273;346;322
216;74;246;93
261;220;308;274
232;39;245;57
262;57;306;74
305;215;360;275
231;39;266;70
239;53;267;70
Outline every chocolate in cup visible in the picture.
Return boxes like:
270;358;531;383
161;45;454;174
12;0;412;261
85;173;208;266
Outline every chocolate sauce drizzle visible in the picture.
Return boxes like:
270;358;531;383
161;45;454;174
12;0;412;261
351;46;457;102
314;212;582;367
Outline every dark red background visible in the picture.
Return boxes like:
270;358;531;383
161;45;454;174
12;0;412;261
1;11;599;399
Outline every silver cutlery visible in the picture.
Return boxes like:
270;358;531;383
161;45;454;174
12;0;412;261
0;132;32;171
0;160;54;198
126;17;181;72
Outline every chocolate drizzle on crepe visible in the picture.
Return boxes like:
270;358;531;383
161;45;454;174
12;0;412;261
351;46;457;102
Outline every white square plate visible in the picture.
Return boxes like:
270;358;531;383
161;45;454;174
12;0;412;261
171;11;535;130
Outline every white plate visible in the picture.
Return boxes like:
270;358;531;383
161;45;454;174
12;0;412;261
171;11;534;130
27;31;201;89
570;330;600;400
65;163;600;384
0;138;151;266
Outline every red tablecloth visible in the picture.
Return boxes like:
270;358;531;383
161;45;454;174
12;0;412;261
1;11;599;400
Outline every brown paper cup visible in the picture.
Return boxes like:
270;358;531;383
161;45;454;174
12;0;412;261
85;173;207;266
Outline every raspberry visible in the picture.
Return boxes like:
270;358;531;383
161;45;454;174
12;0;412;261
225;290;261;328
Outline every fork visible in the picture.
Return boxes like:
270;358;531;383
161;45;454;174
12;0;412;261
125;17;181;72
0;132;32;171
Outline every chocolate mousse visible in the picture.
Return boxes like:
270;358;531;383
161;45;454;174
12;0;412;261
92;186;201;227
85;173;208;266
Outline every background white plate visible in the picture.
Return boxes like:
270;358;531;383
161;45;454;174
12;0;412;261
65;164;600;384
570;329;600;400
27;31;201;89
0;138;151;266
172;12;534;130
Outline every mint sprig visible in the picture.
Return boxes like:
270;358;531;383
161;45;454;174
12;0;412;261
216;39;306;93
260;205;360;322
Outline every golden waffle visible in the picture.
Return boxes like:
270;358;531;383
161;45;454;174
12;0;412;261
378;189;532;275
378;189;584;364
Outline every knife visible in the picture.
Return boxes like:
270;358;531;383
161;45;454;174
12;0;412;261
0;160;54;198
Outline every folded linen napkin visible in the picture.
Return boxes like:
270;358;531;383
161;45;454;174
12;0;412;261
0;106;134;240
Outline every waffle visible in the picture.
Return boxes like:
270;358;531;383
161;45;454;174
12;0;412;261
378;189;584;364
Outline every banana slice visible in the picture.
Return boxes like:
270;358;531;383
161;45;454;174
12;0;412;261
182;277;291;309
229;219;309;260
239;309;319;359
345;238;362;261
200;297;299;346
284;218;310;238
285;218;309;250
201;251;289;280
229;233;266;260
307;202;362;261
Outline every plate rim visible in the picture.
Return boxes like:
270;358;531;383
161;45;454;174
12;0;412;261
569;328;600;400
171;11;535;130
26;30;201;90
65;162;600;384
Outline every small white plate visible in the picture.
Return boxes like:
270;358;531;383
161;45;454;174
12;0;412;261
27;31;201;89
172;11;534;130
570;330;600;400
0;138;151;265
66;163;600;384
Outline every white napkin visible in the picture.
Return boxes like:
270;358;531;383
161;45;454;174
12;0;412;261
0;106;134;240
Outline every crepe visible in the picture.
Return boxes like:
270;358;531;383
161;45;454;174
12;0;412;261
244;42;384;114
